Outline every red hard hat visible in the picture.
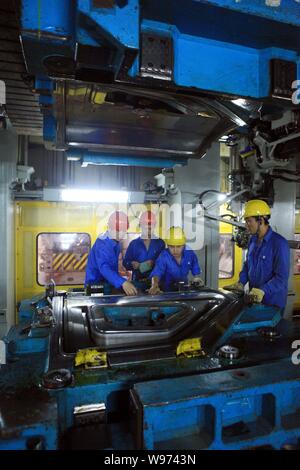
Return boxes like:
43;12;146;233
108;211;129;232
139;210;156;227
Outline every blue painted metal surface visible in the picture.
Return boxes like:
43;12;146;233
195;0;300;26
35;78;54;93
0;422;58;450
212;304;283;349
43;114;56;143
6;329;49;355
22;0;75;39
5;298;51;356
39;95;53;106
72;151;187;168
231;305;282;333
18;296;48;321
78;0;139;50
134;359;300;449
102;305;180;326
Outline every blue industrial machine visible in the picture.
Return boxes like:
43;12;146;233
18;0;300;168
1;285;300;450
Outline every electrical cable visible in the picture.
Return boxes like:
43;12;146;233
221;213;237;220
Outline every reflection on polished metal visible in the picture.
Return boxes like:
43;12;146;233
62;289;227;351
217;345;240;360
281;444;300;450
257;327;281;339
58;288;237;356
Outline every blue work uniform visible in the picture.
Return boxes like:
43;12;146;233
123;237;165;281
150;247;201;291
239;227;290;309
85;232;125;291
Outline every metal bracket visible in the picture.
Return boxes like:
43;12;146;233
55;81;68;151
140;33;173;81
73;403;106;426
271;59;297;99
253;131;300;168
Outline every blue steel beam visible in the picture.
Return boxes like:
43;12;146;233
135;358;300;450
195;0;300;26
67;150;187;168
21;1;300;97
22;0;75;40
138;19;300;98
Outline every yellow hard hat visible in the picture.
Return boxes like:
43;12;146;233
165;226;186;246
243;200;271;219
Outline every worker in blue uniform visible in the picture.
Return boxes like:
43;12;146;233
123;210;165;292
85;211;138;296
148;226;204;294
224;200;290;312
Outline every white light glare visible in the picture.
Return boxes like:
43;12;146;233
61;189;129;203
66;156;81;161
217;193;227;202
231;98;248;107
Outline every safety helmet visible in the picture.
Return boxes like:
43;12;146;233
107;211;129;232
243;200;271;219
165;226;186;246
139;210;156;227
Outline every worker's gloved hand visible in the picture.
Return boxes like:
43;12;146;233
132;261;140;270
139;260;153;273
248;288;265;303
122;281;138;296
192;276;204;287
148;284;162;295
223;282;244;292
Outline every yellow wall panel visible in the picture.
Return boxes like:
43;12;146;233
23;231;34;289
22;203;94;228
15;201;161;302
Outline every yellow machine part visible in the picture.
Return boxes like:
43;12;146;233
176;337;204;358
75;349;108;369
